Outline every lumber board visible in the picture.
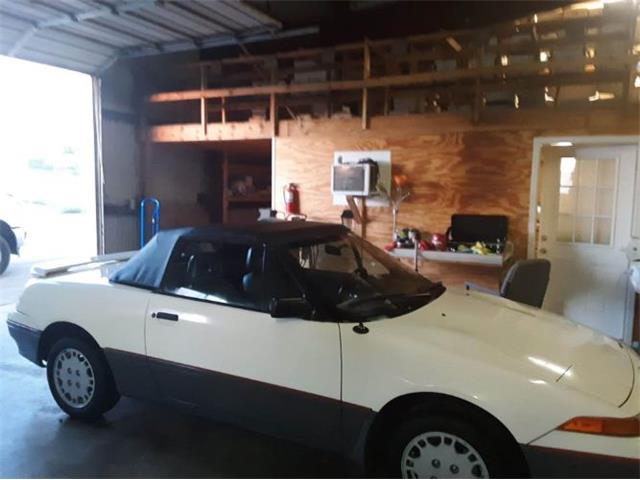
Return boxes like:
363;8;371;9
148;57;637;103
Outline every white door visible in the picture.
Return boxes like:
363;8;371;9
144;239;342;449
538;144;637;340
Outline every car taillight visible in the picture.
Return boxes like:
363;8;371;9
558;415;640;437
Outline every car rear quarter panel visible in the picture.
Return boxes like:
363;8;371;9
16;274;150;355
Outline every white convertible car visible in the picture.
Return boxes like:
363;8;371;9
7;222;640;478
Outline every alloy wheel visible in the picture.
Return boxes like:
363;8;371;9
400;431;489;478
53;348;95;408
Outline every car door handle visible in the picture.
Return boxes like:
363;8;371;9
153;312;179;321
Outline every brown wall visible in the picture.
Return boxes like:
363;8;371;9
273;108;638;286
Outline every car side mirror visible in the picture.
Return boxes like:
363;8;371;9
269;297;316;320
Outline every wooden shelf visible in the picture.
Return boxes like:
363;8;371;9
228;163;270;174
227;193;271;205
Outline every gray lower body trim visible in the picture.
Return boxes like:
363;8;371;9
522;444;640;478
103;348;375;462
7;320;41;366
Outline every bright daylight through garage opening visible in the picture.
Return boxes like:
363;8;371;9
0;56;96;303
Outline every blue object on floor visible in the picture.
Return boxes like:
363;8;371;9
139;197;160;248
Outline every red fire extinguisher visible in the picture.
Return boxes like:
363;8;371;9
283;183;300;215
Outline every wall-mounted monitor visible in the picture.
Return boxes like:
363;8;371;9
331;163;374;196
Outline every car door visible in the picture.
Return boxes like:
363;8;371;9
145;238;342;450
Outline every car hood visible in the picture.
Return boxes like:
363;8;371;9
396;288;634;407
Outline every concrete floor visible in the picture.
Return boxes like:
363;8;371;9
0;258;349;478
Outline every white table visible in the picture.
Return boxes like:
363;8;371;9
390;242;513;268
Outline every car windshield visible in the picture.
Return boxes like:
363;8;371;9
284;232;445;320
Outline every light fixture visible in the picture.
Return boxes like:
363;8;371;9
500;55;509;66
514;94;520;109
551;141;573;147
539;50;550;62
533;13;538;23
589;90;615;101
585;46;596;59
635;75;640;89
584;64;596;73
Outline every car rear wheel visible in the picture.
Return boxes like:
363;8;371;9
381;412;517;478
0;236;10;275
46;337;120;420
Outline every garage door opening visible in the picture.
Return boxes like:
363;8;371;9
0;56;97;268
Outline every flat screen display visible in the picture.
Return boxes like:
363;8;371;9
333;165;367;194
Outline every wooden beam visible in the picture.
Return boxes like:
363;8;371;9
472;46;484;123
362;39;371;130
149;56;637;103
200;65;208;135
358;197;367;238
270;93;278;137
446;36;463;53
346;196;364;225
383;86;390;115
623;11;638;104
222;153;229;224
473;78;482;124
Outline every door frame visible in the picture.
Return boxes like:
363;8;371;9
92;76;105;255
528;135;639;342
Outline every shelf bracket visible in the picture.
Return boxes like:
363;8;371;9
346;195;367;237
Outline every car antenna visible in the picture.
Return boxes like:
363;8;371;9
353;322;369;334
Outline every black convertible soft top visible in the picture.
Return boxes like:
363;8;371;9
110;221;347;289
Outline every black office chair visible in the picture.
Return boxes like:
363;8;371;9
466;259;551;308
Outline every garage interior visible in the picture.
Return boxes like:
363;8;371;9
1;0;640;477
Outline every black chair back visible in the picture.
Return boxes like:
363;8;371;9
500;259;551;308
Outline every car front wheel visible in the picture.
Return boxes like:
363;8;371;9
382;412;519;478
46;337;120;420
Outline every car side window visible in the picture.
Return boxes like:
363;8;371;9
262;249;305;301
162;239;266;311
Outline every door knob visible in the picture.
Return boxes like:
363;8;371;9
539;248;547;255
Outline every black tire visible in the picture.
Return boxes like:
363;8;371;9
46;336;120;420
0;236;10;275
380;410;523;478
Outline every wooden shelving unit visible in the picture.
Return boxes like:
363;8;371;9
221;149;272;224
147;0;639;143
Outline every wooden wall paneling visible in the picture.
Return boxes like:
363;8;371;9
273;109;639;287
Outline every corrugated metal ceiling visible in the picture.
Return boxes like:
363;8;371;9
0;0;284;74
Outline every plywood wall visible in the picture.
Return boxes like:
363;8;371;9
273;108;638;286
